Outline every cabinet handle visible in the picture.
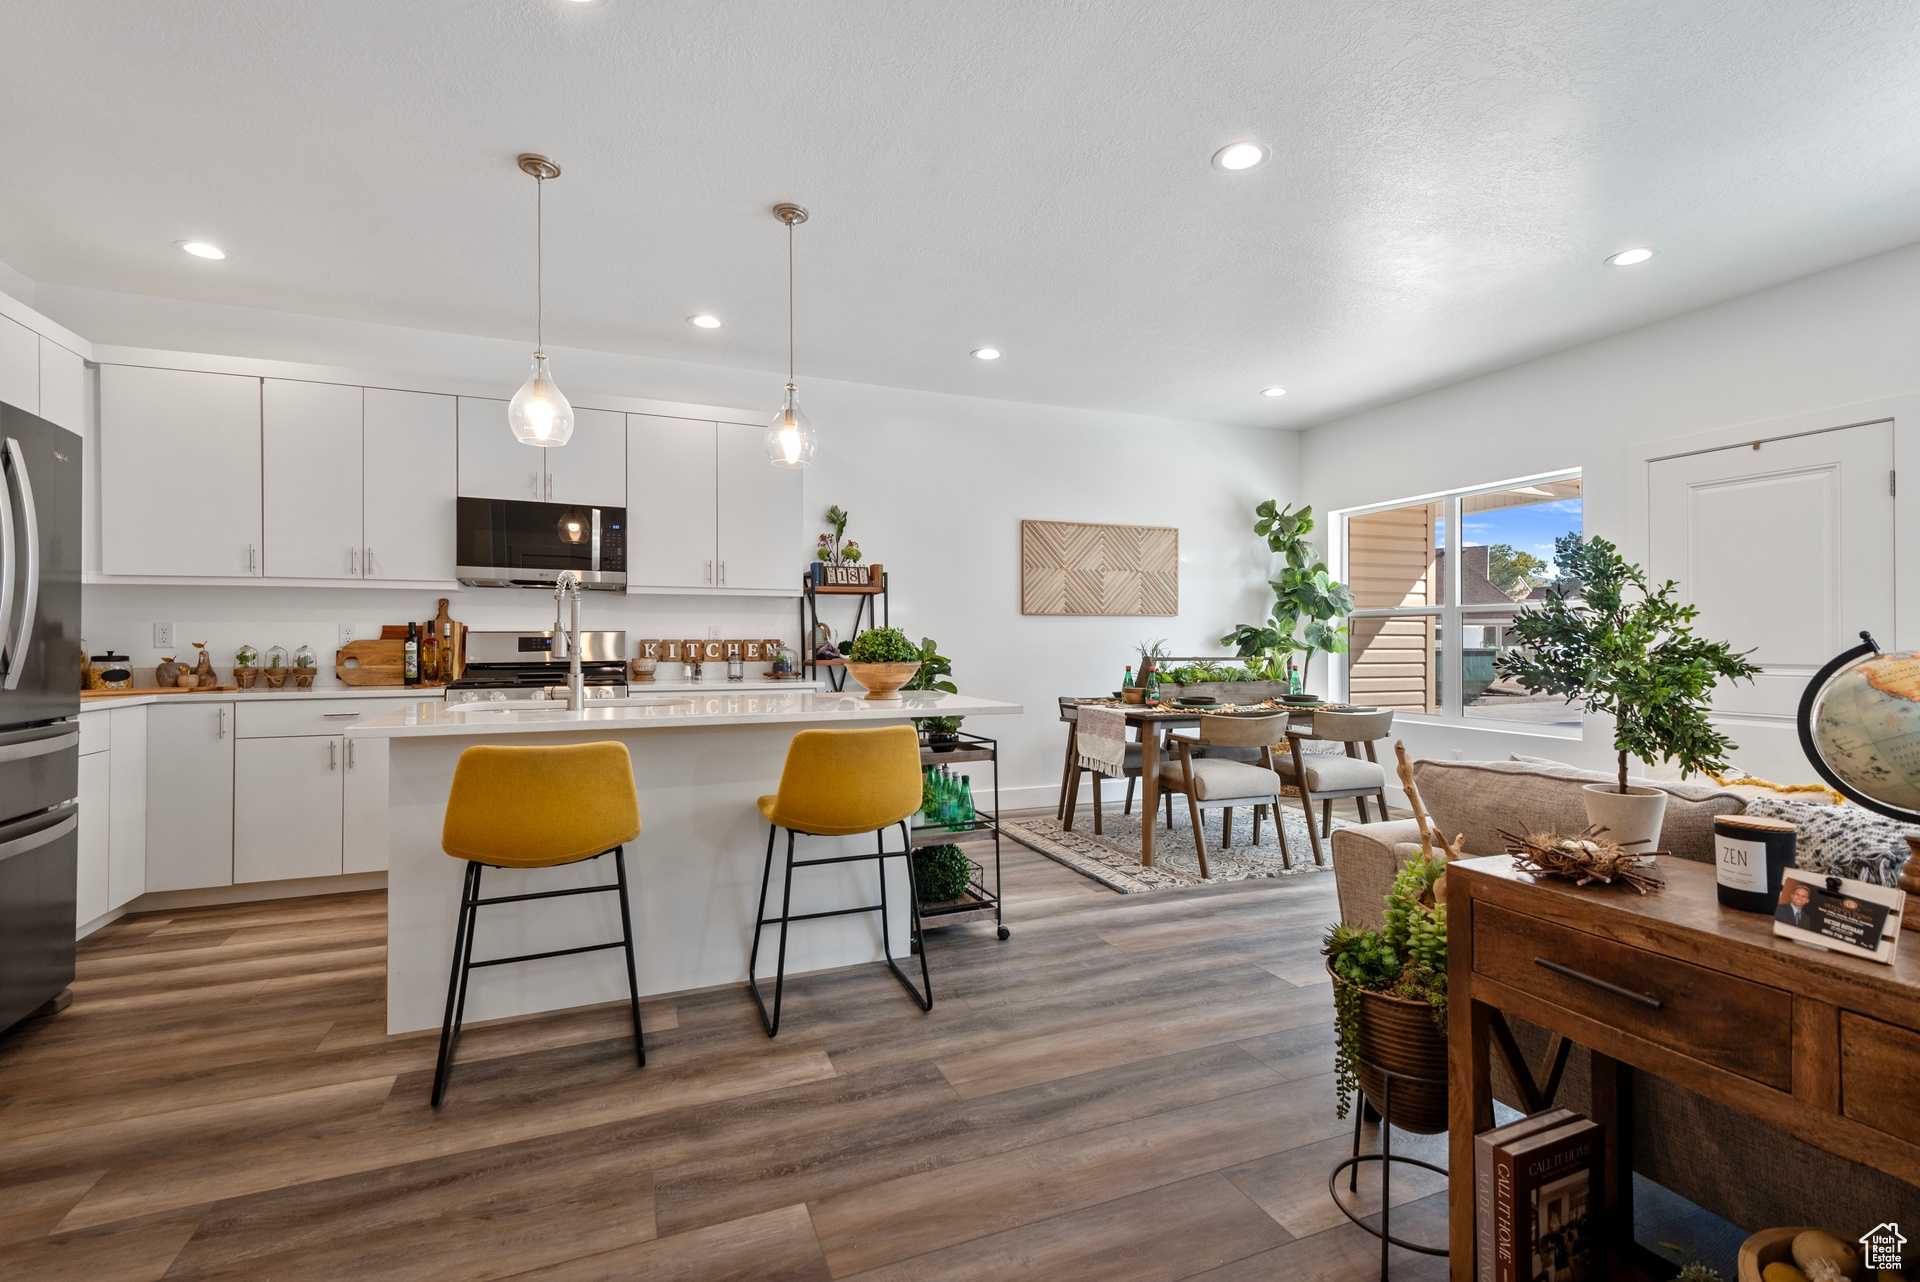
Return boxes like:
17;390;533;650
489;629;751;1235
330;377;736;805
347;739;356;769
248;544;257;574
705;560;713;584
1533;957;1663;1010
545;474;553;501
329;740;337;771
217;708;226;739
321;710;361;717
720;561;726;585
364;547;373;577
349;546;359;576
532;470;541;499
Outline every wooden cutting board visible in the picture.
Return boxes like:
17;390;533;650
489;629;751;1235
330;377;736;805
335;640;407;686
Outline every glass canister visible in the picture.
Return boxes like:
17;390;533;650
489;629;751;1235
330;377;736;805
264;645;290;689
292;644;318;690
725;640;744;681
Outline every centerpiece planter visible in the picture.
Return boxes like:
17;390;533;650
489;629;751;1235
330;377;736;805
846;661;919;700
1580;783;1668;853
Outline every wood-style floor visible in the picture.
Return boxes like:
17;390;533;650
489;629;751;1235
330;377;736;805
0;826;1449;1281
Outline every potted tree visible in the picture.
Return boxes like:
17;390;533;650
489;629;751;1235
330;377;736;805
1322;847;1450;1131
1221;501;1354;694
1497;534;1760;849
844;626;922;701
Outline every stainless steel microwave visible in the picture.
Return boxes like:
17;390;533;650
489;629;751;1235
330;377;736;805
455;498;626;590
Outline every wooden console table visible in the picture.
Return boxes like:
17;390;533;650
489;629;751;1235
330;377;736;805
1446;854;1920;1280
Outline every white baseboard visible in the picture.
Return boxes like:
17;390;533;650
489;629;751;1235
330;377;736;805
77;906;126;940
125;872;388;914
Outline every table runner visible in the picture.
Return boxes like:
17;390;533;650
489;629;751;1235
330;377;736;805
1075;704;1130;778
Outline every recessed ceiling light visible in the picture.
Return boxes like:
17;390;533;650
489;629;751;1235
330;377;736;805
178;241;225;260
689;314;722;329
1606;247;1655;266
1261;386;1287;398
1212;142;1269;172
972;348;1001;360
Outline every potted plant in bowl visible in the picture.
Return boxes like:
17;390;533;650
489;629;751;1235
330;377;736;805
1498;534;1760;851
844;627;922;700
1323;847;1450;1131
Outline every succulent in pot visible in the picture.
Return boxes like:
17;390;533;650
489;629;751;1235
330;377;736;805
844;627;921;701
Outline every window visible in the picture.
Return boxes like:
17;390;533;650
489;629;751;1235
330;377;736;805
1340;473;1583;731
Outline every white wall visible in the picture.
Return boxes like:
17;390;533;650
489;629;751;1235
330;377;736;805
1302;238;1920;781
40;280;1299;809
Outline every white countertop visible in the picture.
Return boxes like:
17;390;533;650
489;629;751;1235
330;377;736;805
347;690;1022;739
80;677;824;713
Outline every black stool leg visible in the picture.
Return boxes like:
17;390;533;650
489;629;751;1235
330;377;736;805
902;821;932;1008
876;821;932;1011
432;861;482;1108
748;827;797;1036
612;847;645;1068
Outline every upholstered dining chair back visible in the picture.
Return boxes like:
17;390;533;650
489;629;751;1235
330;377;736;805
1307;709;1395;744
1198;712;1290;750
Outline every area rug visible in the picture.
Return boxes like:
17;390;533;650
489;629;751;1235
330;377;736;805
1003;802;1354;893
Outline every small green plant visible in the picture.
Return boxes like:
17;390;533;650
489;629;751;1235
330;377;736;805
913;844;972;902
920;716;964;736
847;627;919;664
1497;534;1761;793
902;637;957;693
1322;849;1448;1119
815;505;860;565
1672;1266;1722;1282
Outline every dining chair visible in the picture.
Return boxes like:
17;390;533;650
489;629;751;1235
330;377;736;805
1057;698;1144;832
1277;709;1395;866
1159;712;1293;877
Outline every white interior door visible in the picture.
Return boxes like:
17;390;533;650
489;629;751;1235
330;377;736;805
458;397;542;500
100;366;263;577
627;415;717;589
716;421;803;590
263;379;362;578
1648;421;1895;778
542;407;626;506
364;388;456;581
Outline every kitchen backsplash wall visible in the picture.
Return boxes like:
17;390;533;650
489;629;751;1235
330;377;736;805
81;583;801;688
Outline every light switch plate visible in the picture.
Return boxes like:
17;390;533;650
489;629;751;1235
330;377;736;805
152;622;174;648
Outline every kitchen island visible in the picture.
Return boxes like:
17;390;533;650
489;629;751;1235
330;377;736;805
348;690;1020;1034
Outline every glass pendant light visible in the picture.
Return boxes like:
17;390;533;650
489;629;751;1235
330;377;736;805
508;154;574;447
766;203;817;468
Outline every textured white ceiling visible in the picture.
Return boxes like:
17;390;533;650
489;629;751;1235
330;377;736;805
4;1;1920;427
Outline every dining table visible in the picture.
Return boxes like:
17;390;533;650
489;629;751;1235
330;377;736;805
1068;699;1326;868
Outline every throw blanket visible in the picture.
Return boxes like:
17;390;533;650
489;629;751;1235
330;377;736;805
1076;705;1130;778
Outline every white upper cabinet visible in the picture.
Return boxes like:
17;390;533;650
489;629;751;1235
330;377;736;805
264;380;363;579
0;315;36;415
542;407;625;506
628;414;717;589
101;365;263;577
458;396;541;501
717;421;803;591
37;340;84;433
364;388;456;582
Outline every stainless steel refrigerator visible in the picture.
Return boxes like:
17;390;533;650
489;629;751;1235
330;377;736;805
0;403;82;1033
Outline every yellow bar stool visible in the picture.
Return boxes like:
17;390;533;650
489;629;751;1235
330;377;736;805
751;724;930;1036
432;742;645;1106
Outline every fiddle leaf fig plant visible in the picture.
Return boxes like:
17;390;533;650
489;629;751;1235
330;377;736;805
1222;501;1355;684
1496;534;1761;793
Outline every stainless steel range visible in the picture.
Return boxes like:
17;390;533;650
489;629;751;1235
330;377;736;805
445;630;629;703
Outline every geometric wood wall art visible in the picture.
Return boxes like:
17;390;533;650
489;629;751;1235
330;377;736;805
1020;520;1179;616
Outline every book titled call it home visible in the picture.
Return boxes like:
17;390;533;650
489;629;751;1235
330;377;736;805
1475;1112;1602;1282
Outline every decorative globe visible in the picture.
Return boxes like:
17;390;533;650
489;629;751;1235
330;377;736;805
1807;648;1920;819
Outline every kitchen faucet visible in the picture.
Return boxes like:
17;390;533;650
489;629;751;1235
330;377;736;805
553;570;586;711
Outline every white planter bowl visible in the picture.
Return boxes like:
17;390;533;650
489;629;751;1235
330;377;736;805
1580;784;1669;852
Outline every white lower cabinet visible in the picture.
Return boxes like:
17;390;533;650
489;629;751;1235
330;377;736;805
235;736;344;883
77;749;111;926
108;706;147;908
146;702;236;892
342;735;388;874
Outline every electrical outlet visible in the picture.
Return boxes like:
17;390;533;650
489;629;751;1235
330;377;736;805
709;625;723;639
339;624;357;646
152;622;174;648
1451;748;1464;761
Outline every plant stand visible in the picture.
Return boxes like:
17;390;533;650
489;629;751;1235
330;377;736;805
909;728;1009;945
799;571;889;692
1328;1062;1450;1281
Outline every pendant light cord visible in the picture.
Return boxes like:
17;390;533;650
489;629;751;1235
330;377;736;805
536;176;545;353
787;216;795;384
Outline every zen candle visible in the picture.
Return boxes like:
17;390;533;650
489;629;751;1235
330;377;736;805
1713;814;1797;912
